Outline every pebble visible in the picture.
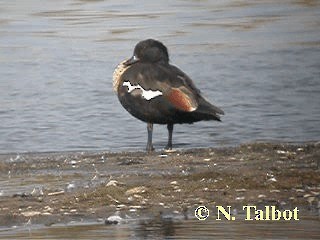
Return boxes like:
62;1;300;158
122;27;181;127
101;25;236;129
31;187;43;197
116;204;126;209
125;186;147;195
235;196;245;201
21;211;41;217
106;180;119;187
66;183;75;191
42;212;52;216
307;197;316;204
107;194;120;203
267;177;277;182
129;205;143;209
70;160;77;164
235;189;247;192
276;150;287;154
105;214;123;225
270;189;281;193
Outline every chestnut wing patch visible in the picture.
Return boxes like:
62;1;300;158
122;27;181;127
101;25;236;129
166;87;198;112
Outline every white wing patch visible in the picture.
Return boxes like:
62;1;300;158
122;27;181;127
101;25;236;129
123;81;163;100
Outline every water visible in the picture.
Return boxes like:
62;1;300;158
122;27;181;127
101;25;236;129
1;0;320;154
0;216;319;239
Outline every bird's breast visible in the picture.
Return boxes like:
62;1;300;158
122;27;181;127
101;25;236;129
113;60;130;92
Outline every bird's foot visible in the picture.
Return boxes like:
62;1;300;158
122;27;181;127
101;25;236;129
164;144;176;153
146;144;155;153
164;148;176;153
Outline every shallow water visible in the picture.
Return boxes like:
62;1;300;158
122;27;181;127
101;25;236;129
1;0;320;154
0;216;319;240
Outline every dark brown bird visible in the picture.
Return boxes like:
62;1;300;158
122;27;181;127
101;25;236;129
113;39;224;152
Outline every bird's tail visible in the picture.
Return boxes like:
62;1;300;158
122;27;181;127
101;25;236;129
196;97;224;121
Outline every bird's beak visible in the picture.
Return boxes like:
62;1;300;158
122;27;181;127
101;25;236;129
124;55;140;66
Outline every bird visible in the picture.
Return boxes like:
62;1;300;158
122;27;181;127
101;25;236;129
113;39;224;152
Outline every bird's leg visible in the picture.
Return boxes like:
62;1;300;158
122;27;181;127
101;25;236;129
165;123;174;150
146;123;155;152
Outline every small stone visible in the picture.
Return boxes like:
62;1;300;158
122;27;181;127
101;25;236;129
307;197;316;204
270;189;280;193
268;177;277;182
129;205;143;209
276;150;286;154
235;196;245;201
235;189;247;192
21;211;41;217
42;212;52;216
125;186;147;195
116;204;126;209
106;180;119;187
66;183;75;191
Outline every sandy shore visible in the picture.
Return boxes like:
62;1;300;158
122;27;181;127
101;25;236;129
0;142;319;227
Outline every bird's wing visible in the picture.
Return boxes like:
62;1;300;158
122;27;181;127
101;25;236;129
121;63;200;112
158;64;201;112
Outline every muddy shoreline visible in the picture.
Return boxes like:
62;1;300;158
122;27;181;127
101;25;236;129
0;142;319;227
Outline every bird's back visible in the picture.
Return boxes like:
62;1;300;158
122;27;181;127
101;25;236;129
115;61;223;124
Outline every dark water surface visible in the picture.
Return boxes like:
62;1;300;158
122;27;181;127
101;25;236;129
1;0;319;154
0;217;319;240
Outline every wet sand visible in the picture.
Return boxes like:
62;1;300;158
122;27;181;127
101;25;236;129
0;142;319;227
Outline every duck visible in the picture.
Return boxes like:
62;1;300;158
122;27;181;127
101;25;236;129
113;39;224;152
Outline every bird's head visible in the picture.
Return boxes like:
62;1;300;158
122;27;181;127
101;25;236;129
125;39;169;66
